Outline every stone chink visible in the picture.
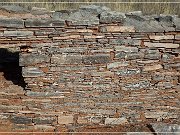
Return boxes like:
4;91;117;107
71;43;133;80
0;4;179;132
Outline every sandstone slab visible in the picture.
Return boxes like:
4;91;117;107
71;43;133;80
149;35;174;40
105;117;128;125
105;26;135;32
58;115;74;125
143;64;163;72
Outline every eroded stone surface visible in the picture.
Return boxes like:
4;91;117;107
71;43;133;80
143;64;163;72
11;116;32;124
0;18;24;28
105;117;128;125
122;80;150;90
51;54;83;65
104;26;135;32
20;54;50;66
151;123;180;134
25;18;65;27
0;5;30;13
0;4;179;132
58;115;74;124
22;67;45;77
100;11;126;23
144;42;179;48
116;68;141;76
107;62;129;69
4;31;33;37
115;46;138;52
83;54;110;64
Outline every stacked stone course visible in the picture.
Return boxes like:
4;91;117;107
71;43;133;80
0;5;179;132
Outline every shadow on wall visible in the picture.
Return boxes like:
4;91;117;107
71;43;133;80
0;48;26;88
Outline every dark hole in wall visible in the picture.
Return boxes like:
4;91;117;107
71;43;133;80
0;48;26;88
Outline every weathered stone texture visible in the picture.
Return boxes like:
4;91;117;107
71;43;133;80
109;39;141;46
25;91;66;97
115;52;142;60
102;26;135;32
19;54;50;66
107;62;129;69
83;54;110;64
25;19;65;27
0;5;180;131
144;42;179;48
58;115;74;124
0;18;24;28
105;117;128;125
100;11;125;23
33;117;56;124
115;46;138;52
116;68;141;76
48;47;87;53
144;50;161;60
22;67;45;77
4;31;33;37
122;80;150;90
149;35;174;40
143;64;163;72
11;116;32;124
151;123;180;134
51;54;83;64
124;15;165;32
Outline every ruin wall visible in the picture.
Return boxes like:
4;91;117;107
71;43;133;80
0;5;179;130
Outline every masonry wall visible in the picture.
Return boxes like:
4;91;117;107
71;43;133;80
0;5;180;131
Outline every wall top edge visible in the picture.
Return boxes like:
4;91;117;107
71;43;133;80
0;5;179;32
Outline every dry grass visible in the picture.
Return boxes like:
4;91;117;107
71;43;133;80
0;0;179;15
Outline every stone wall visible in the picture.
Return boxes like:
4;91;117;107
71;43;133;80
0;5;179;132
